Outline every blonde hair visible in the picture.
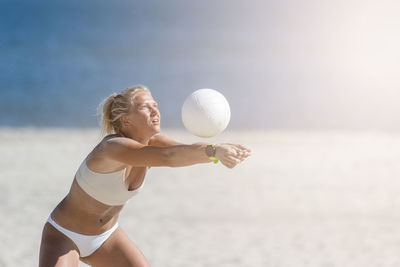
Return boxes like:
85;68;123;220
99;85;150;135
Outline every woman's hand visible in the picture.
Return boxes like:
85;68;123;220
215;144;251;168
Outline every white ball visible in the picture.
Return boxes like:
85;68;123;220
181;88;231;138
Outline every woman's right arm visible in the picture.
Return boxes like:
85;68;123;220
102;137;250;169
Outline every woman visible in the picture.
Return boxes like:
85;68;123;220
39;85;251;267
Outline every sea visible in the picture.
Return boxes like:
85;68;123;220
1;0;400;131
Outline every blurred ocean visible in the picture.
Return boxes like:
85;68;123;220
1;0;400;130
0;0;261;128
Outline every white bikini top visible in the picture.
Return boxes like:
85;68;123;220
75;159;146;206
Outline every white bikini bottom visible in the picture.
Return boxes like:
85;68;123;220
47;215;119;258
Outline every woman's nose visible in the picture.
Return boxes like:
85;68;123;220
150;107;159;115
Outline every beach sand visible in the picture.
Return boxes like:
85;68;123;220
1;128;400;267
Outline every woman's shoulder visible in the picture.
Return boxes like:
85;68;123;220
149;134;182;146
103;133;124;141
101;134;135;144
99;135;143;153
87;135;137;169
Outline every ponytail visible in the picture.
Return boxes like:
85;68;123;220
99;93;118;135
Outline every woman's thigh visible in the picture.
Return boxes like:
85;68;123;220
39;223;80;267
82;226;150;267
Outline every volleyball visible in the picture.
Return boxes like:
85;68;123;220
181;88;231;138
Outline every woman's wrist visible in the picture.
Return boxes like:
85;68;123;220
205;144;219;164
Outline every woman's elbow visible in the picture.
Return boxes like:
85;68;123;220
161;152;189;167
152;147;189;167
159;150;179;167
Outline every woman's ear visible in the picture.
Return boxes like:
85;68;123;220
120;116;131;127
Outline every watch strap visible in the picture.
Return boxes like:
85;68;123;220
209;156;219;164
206;144;219;164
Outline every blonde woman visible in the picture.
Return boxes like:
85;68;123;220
39;85;251;267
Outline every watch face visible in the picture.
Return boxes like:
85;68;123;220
206;145;215;157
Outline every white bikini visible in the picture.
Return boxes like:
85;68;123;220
47;159;146;257
47;216;119;258
76;159;145;206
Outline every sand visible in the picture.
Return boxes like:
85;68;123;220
1;128;400;267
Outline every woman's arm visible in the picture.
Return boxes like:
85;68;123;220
103;137;250;169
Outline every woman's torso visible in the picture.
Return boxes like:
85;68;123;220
51;179;123;235
51;137;147;235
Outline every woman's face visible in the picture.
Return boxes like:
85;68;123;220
124;91;161;136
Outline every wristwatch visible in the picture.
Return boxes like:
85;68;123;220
205;144;219;164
